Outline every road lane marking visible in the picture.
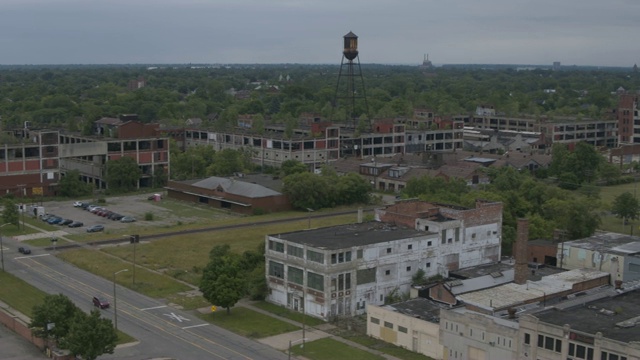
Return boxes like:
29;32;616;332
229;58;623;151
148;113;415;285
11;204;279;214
182;324;209;330
164;312;190;322
20;257;253;360
141;305;167;311
15;254;50;260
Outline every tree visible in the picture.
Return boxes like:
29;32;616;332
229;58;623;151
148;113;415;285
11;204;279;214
566;142;602;183
106;156;141;193
1;198;19;226
62;310;118;360
58;170;93;197
206;148;251;176
200;245;246;314
282;172;333;210
611;192;640;223
29;294;81;342
280;160;308;177
335;173;371;205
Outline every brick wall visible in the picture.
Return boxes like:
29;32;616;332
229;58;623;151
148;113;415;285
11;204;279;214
378;199;503;229
0;309;46;351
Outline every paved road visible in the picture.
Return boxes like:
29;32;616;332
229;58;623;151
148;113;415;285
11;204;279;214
3;236;288;360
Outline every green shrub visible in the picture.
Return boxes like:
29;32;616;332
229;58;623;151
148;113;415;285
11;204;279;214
144;212;154;221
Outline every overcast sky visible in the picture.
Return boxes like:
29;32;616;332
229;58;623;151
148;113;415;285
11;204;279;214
0;0;638;67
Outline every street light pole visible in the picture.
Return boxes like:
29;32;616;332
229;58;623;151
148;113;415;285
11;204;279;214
122;235;138;285
306;208;314;229
113;269;128;331
0;223;11;272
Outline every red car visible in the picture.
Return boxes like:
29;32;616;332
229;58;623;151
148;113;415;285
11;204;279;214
92;296;110;309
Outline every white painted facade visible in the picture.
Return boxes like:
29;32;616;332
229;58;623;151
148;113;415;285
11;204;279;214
264;224;439;321
440;307;520;360
415;216;501;273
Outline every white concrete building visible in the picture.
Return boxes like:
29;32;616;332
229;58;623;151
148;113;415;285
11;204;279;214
558;232;640;283
265;222;439;321
375;200;503;272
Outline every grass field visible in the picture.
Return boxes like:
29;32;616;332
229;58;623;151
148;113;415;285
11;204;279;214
0;271;48;317
251;301;326;327
200;306;300;338
342;334;433;360
100;213;357;286
594;182;640;233
289;338;385;360
57;249;192;298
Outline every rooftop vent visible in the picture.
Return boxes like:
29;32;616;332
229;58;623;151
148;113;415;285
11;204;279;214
490;271;504;278
448;279;463;287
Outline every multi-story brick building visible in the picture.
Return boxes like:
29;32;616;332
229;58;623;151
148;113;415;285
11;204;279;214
0;119;170;195
464;109;618;150
617;93;640;144
0;128;60;197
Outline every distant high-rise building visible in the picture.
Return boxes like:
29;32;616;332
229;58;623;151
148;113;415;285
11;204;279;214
553;61;561;71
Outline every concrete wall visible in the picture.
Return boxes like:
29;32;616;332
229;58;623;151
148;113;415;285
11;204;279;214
559;244;640;282
519;315;640;360
367;304;443;360
265;231;439;320
440;309;519;360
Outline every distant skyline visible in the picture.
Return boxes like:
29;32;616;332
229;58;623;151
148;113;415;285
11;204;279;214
1;0;638;67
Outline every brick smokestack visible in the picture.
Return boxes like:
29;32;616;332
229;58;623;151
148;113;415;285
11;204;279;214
514;218;529;285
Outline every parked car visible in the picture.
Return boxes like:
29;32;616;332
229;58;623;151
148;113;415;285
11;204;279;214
40;214;52;222
68;221;84;228
92;296;109;309
79;202;91;209
73;201;83;207
90;207;104;214
60;219;74;226
47;217;63;225
108;213;121;220
86;225;104;233
18;247;31;255
120;216;136;223
87;205;100;212
101;211;113;218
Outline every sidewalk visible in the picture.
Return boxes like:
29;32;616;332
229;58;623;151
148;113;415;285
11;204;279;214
236;299;402;360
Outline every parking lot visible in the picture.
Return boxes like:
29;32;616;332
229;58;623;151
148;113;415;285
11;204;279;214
34;192;178;235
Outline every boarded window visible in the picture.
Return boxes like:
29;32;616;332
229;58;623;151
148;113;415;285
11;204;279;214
357;268;376;285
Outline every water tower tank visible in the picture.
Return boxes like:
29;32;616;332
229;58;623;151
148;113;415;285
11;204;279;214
343;31;358;61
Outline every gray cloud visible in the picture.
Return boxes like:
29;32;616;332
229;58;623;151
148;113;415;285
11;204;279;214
0;0;637;66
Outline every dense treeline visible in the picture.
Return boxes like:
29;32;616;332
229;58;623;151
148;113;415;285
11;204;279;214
1;65;639;133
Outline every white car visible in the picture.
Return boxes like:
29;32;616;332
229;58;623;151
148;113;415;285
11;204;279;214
73;201;83;207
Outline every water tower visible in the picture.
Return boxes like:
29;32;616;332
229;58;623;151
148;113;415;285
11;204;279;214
332;31;370;129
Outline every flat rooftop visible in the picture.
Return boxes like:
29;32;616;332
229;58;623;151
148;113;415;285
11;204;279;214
451;260;564;282
381;298;444;324
458;268;609;311
535;289;640;343
271;222;432;250
564;232;640;255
